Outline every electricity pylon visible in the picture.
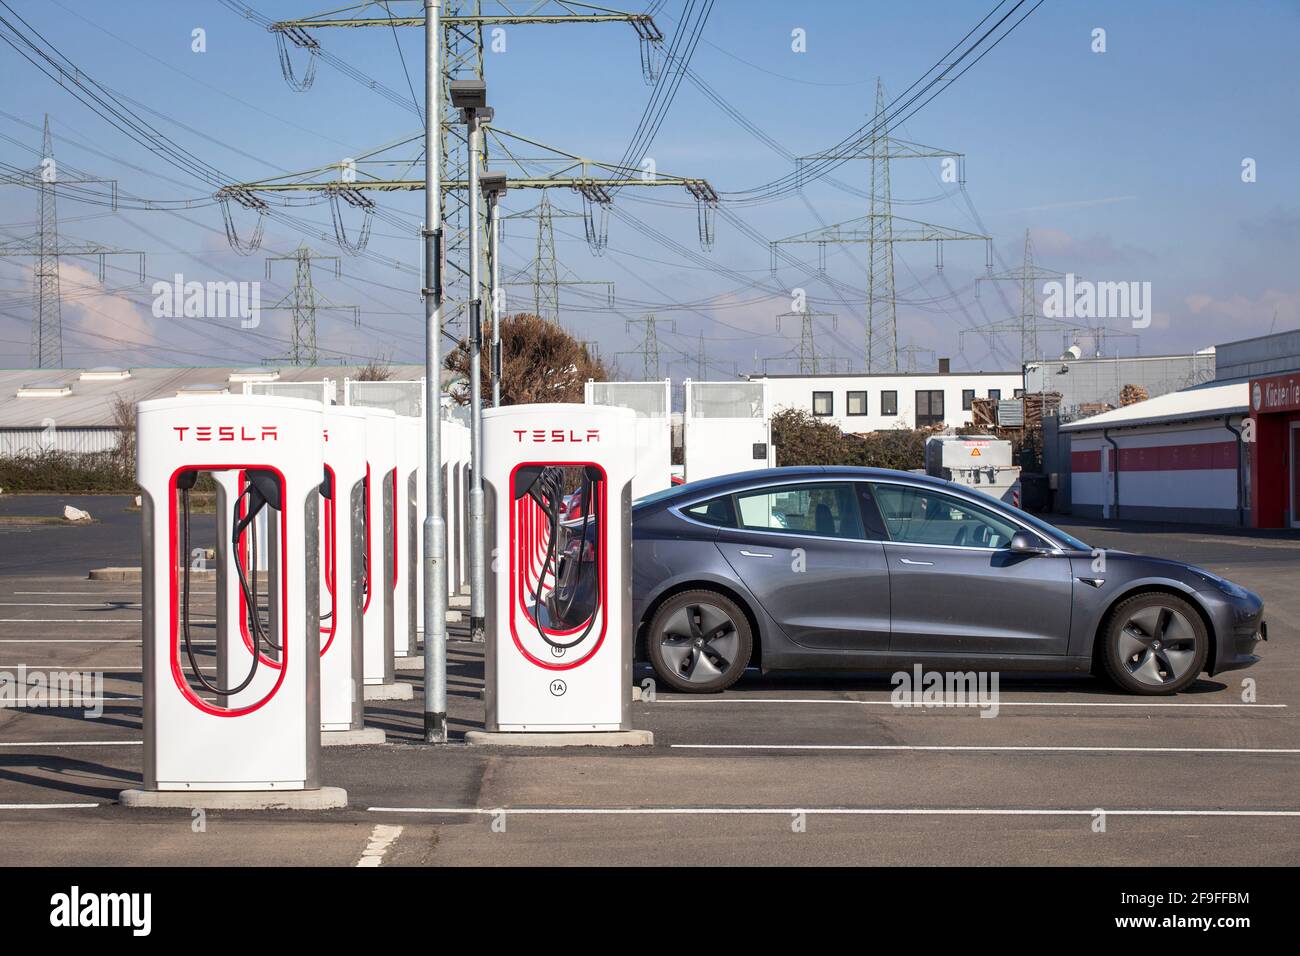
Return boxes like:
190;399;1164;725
961;229;1138;365
762;306;847;374
667;331;736;381
264;1;665;331
263;245;359;365
620;314;672;379
502;194;613;323
772;79;989;373
896;342;936;373
0;115;144;368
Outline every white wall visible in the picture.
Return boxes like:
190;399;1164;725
756;373;1023;432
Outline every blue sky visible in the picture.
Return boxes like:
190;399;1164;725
1;0;1297;376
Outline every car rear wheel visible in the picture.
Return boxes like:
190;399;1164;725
1101;592;1208;695
646;590;752;694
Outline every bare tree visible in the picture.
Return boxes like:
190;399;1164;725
445;312;610;405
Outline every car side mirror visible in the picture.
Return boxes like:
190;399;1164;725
1008;530;1049;554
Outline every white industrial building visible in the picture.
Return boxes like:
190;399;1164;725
751;363;1023;432
0;364;431;456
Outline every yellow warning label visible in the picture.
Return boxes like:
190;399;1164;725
970;448;982;456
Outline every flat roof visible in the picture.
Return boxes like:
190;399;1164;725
1060;381;1248;432
750;370;1019;380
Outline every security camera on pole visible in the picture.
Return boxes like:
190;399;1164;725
450;78;490;643
481;170;507;409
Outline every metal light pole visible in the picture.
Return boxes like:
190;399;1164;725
484;172;506;408
451;80;490;642
421;0;448;743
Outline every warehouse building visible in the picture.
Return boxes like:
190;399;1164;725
1025;348;1216;421
751;360;1022;433
1062;329;1300;529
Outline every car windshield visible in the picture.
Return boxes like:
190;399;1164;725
963;485;1090;550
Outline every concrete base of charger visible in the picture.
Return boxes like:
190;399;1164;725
363;682;413;701
465;729;653;748
321;727;386;747
118;786;348;810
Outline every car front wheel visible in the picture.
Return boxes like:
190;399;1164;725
1101;592;1208;695
646;590;752;694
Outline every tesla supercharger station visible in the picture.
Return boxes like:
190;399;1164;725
137;394;323;791
481;403;636;732
320;406;368;733
442;418;470;594
358;407;397;685
394;415;422;654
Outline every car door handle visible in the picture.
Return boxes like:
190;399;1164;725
899;557;934;566
739;550;774;558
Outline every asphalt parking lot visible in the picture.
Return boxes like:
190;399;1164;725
0;495;1296;866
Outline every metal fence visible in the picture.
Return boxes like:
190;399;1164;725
343;378;425;417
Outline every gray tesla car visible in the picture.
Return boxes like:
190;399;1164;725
631;466;1266;695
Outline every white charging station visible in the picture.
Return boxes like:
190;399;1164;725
136;394;323;791
320;406;368;732
393;415;421;655
481;403;636;732
357;406;397;686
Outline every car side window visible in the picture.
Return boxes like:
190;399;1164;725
682;495;735;527
870;483;1020;549
733;483;865;540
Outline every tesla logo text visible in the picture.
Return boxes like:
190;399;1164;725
512;428;600;443
173;425;279;442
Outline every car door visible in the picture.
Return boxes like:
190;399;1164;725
870;481;1073;656
711;480;890;651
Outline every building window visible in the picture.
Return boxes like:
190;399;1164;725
988;388;1002;401
846;391;868;416
962;389;975;411
812;391;833;416
1013;388;1024;398
881;390;898;416
915;390;944;427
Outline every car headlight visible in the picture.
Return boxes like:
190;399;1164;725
1194;568;1250;599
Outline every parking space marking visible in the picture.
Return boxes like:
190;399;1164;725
0;639;145;644
367;806;1300;818
2;696;142;706
0;602;144;608
356;824;403;867
0;618;142;624
0;803;102;810
0;740;141;747
657;698;1287;709
673;744;1300;755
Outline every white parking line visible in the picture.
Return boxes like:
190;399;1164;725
0;603;143;608
0;619;142;624
2;696;142;706
0;803;102;810
672;744;1300;755
356;824;403;866
0;740;141;747
0;640;146;646
367;806;1300;818
658;698;1287;710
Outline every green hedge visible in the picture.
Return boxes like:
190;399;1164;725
0;450;138;494
771;408;940;472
